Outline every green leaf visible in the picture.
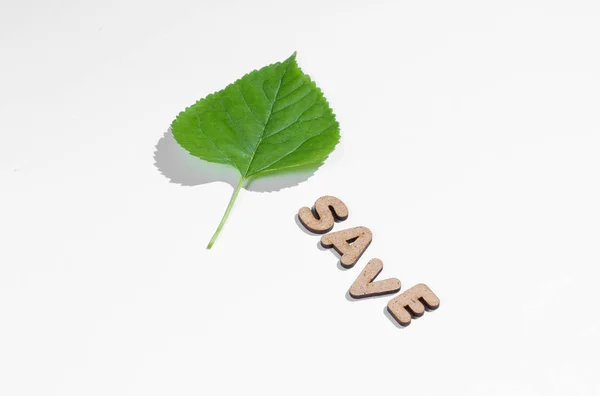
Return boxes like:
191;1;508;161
171;53;340;248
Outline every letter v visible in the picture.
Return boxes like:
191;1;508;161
349;258;401;299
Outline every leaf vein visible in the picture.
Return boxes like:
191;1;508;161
276;81;308;102
271;90;314;115
236;84;263;126
190;106;235;167
263;101;321;141
249;123;337;175
218;97;254;154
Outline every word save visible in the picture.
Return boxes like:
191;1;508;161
297;196;440;327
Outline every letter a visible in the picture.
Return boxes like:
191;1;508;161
320;226;372;268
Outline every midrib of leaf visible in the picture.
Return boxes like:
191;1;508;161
206;59;291;249
241;59;292;180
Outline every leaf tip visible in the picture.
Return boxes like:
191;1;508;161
286;51;297;62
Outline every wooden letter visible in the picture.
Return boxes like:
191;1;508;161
349;258;401;298
298;196;349;234
387;284;440;326
320;226;372;268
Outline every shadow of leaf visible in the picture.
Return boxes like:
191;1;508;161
153;129;319;192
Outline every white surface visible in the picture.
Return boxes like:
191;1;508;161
1;1;600;394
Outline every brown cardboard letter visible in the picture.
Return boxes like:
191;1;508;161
387;284;440;326
349;258;401;298
320;226;372;268
298;196;349;234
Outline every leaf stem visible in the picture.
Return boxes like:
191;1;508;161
206;178;246;249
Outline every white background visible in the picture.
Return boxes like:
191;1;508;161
1;1;599;394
